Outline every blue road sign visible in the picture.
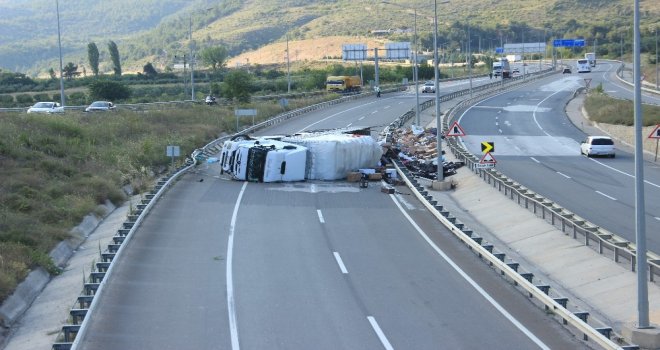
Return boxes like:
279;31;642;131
553;38;586;48
495;47;504;54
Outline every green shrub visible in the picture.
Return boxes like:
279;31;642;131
32;93;50;102
16;94;34;104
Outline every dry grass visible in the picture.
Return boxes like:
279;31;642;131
0;95;332;303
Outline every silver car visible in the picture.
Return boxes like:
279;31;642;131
27;102;64;114
85;101;116;112
580;136;615;158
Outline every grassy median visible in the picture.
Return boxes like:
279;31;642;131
0;95;332;303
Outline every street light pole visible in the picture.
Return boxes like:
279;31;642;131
413;7;420;126
56;0;65;107
434;0;442;181
189;16;195;101
633;0;649;329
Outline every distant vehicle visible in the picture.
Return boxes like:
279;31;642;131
580;136;615;158
85;101;115;112
27;102;64;114
512;67;520;73
422;81;435;93
205;95;217;105
576;59;591;73
492;58;511;78
562;67;572;74
585;52;596;67
326;76;362;93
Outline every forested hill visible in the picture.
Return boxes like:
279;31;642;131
0;0;658;76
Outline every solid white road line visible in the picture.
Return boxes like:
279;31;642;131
557;172;571;179
367;316;394;350
317;209;325;224
227;182;248;350
333;252;348;274
530;157;540;164
595;190;617;201
389;194;551;350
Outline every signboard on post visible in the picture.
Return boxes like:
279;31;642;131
481;141;494;154
385;42;411;60
446;121;466;137
235;109;258;131
342;44;367;61
553;39;585;48
166;145;180;168
503;43;546;54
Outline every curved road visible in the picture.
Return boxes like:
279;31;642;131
75;88;587;349
458;64;660;254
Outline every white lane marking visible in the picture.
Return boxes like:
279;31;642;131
299;99;384;132
367;316;394;350
498;129;503;134
557;172;571;179
532;88;569;135
530;157;540;164
227;182;248;350
395;193;416;210
595;191;617;201
655;217;660;221
389;195;551;350
333;252;348;274
358;116;365;121
347;123;353;127
587;158;660;189
371;110;378;114
384;105;391;109
317;209;325;224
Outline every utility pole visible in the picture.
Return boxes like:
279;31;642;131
189;16;195;101
286;35;291;93
56;0;65;107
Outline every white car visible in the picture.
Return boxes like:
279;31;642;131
27;102;64;114
421;81;435;93
580;136;615;158
85;101;116;112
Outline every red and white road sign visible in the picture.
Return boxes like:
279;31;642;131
648;124;660;139
480;152;497;164
446;121;466;136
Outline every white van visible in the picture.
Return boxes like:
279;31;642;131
580;136;615;158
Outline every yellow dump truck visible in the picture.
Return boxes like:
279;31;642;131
326;76;362;93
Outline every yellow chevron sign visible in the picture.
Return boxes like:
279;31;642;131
481;141;494;154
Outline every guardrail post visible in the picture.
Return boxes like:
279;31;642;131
574;312;590;340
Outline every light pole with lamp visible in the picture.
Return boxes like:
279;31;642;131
382;1;425;126
56;0;65;108
434;0;450;183
188;8;214;101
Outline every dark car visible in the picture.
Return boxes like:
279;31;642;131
85;101;116;112
562;67;572;74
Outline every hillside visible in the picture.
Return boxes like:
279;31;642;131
0;0;658;75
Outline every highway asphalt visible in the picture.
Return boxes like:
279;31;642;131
2;70;658;349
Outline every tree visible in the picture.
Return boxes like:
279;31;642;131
62;62;80;80
88;42;100;76
108;40;122;76
143;62;158;78
48;68;56;80
221;70;252;103
88;80;131;101
200;46;228;72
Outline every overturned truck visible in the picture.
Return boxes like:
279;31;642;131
220;128;383;182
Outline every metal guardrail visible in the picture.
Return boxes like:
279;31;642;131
387;68;630;349
442;88;660;284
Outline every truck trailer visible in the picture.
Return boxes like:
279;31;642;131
326;76;362;93
492;58;511;78
585;52;596;67
220;128;382;182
